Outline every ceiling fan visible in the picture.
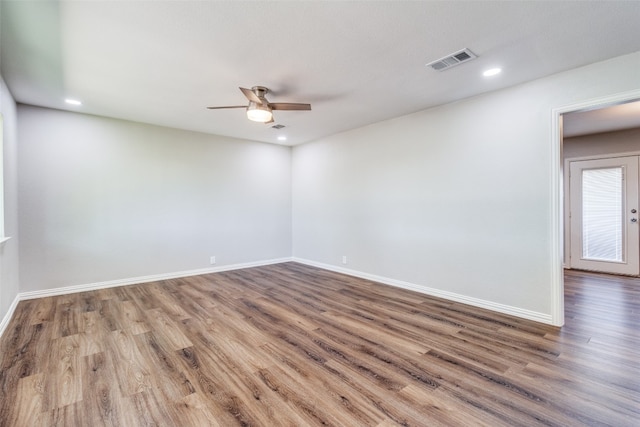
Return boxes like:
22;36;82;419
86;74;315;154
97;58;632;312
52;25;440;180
207;86;311;123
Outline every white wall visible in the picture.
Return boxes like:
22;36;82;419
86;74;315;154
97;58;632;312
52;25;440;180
18;106;292;292
292;51;640;321
0;74;20;323
564;127;640;159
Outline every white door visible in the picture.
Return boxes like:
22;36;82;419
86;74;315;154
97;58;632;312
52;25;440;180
569;156;640;275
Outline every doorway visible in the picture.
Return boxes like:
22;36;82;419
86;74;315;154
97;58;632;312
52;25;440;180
551;90;640;326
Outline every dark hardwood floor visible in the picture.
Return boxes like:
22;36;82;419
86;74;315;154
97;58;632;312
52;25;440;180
0;263;638;426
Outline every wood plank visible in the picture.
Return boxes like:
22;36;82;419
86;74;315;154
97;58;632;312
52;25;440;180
8;373;47;427
51;296;80;339
81;351;139;426
144;308;193;351
174;392;223;427
46;334;83;410
133;331;196;401
119;300;150;335
27;297;56;326
108;329;153;396
78;311;104;357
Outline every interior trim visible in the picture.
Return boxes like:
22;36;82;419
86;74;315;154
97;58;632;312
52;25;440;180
551;88;640;327
18;257;294;301
2;255;558;338
293;257;553;325
0;295;20;339
1;257;293;339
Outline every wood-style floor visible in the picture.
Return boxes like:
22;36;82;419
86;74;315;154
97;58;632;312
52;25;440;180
0;263;638;426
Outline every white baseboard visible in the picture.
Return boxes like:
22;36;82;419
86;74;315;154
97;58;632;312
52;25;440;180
292;257;553;325
1;255;553;340
18;257;293;301
0;294;20;339
0;257;292;339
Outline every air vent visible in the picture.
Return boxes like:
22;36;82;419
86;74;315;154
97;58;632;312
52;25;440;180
426;48;477;72
271;124;285;129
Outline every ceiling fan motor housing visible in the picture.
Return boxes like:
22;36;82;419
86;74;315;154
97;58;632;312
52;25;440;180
252;86;270;100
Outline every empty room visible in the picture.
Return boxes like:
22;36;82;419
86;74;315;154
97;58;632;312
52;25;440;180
1;1;639;426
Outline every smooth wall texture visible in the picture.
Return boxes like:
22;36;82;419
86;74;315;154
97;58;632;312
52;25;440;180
18;106;292;292
292;52;640;319
564;127;640;159
0;74;20;322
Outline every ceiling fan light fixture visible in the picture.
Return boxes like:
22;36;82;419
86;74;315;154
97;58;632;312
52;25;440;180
207;86;310;123
246;102;273;122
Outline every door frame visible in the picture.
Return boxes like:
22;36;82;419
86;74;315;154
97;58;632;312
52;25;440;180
551;89;640;326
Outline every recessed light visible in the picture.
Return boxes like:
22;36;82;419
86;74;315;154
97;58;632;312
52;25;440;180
483;68;502;77
65;98;82;106
277;136;287;141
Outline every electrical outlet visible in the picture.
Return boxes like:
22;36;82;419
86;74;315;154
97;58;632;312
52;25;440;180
210;256;216;265
342;255;347;264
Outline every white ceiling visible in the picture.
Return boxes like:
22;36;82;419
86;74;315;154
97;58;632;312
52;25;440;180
2;1;640;146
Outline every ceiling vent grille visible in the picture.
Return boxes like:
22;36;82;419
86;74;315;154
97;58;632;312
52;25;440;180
426;48;477;72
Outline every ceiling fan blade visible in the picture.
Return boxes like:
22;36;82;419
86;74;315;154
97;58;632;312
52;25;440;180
240;87;263;104
269;103;311;111
206;105;247;109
